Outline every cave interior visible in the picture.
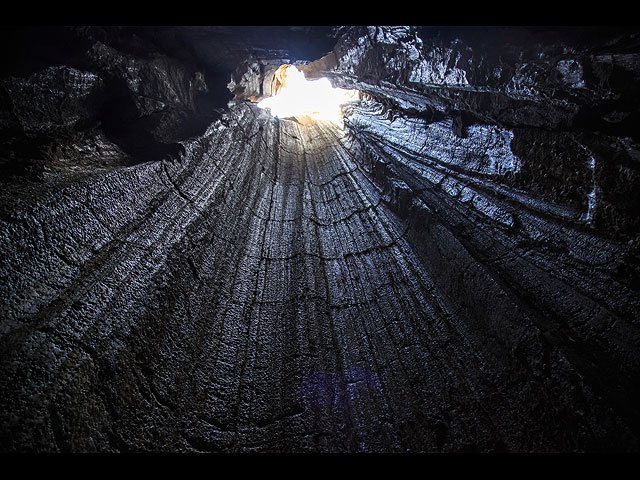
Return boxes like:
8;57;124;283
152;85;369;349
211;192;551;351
1;25;640;453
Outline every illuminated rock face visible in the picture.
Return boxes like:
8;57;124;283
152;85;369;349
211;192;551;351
1;26;640;452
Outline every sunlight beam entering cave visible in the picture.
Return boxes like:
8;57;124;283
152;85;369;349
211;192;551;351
258;65;359;124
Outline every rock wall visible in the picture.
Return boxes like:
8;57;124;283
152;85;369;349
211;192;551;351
0;26;639;452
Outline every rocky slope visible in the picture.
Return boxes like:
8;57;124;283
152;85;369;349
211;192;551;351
0;26;639;452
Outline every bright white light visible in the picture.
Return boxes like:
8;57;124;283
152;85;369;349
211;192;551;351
258;65;358;124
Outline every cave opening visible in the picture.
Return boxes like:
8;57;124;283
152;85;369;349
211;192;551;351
256;64;360;125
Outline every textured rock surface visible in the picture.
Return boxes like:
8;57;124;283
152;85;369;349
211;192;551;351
1;26;639;452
